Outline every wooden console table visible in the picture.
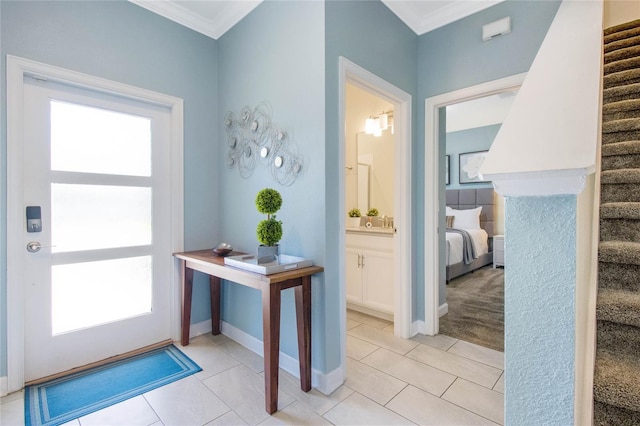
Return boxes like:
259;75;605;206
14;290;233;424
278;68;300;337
173;249;323;414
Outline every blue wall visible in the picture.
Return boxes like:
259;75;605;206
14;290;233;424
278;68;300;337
325;0;417;372
0;0;219;376
217;1;327;369
417;0;561;310
446;124;500;189
0;0;567;386
505;196;576;425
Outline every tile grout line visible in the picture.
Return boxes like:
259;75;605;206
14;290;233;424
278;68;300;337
445;343;505;370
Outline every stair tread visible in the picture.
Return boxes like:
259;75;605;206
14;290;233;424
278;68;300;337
597;288;640;328
594;350;640;412
604;69;640;89
604;56;640;76
604;19;640;37
602;118;640;134
601;202;640;219
605;45;640;65
603;99;640;114
599;241;640;266
594;400;640;426
602;140;640;156
601;168;640;184
604;82;640;102
605;34;640;54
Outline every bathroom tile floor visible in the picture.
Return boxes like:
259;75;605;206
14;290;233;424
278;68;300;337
1;311;504;425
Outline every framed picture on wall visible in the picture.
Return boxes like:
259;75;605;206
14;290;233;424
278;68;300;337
445;155;450;185
459;150;490;184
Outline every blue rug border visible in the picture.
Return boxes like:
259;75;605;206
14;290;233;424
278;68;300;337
25;344;202;426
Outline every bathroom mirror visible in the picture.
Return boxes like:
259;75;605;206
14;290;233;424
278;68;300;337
356;130;394;216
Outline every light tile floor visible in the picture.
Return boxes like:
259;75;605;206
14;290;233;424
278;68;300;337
0;311;504;426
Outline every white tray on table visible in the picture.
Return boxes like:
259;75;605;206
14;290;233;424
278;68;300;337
224;254;313;275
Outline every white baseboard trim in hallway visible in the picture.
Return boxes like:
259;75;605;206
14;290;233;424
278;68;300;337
439;303;449;317
0;376;7;397
187;319;342;396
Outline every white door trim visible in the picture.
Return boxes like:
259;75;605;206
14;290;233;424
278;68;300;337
6;55;184;393
338;56;413;372
423;73;526;336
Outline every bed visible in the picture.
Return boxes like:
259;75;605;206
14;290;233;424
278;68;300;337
445;188;495;281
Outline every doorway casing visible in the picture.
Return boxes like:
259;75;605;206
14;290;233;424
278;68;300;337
5;55;184;393
423;73;526;336
338;56;413;372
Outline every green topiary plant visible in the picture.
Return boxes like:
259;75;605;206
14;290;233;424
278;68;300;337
255;188;283;247
348;208;361;218
367;208;379;217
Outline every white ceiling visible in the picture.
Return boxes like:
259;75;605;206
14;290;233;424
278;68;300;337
129;0;505;40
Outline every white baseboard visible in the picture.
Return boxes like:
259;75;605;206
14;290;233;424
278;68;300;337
346;303;393;322
189;319;213;339
1;376;7;397
316;365;345;396
439;303;449;317
187;319;340;395
411;320;425;336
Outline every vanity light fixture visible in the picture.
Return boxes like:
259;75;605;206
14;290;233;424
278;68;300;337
365;117;375;134
373;119;382;137
363;110;394;137
379;113;388;130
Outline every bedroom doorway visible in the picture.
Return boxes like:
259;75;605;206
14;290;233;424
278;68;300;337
439;92;518;352
423;73;526;342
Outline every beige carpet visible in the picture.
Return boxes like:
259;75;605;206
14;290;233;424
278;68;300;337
594;18;640;425
439;266;504;352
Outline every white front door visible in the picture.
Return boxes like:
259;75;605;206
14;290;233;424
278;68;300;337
20;76;174;382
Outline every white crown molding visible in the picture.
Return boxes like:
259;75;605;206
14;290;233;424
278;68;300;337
131;1;504;40
382;0;505;35
484;167;593;197
129;0;262;40
381;1;423;34
418;0;505;34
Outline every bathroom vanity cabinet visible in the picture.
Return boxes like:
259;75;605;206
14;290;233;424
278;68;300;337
346;230;394;317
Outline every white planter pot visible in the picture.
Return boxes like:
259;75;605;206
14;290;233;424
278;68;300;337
347;217;362;228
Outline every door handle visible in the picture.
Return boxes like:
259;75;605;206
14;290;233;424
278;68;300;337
26;241;55;253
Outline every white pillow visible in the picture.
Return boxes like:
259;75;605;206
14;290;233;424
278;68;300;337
448;206;482;229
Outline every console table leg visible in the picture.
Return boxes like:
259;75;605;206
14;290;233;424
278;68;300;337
295;276;312;392
262;285;281;414
181;266;194;346
210;276;221;335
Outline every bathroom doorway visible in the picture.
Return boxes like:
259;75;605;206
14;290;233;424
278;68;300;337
338;57;412;372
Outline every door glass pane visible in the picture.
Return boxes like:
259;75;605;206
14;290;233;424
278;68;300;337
50;100;151;176
52;256;152;335
52;184;151;252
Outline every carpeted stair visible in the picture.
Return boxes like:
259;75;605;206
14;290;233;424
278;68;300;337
594;18;640;426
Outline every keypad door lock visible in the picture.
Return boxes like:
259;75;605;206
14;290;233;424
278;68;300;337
26;206;42;233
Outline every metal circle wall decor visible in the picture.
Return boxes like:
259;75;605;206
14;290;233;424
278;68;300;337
225;102;304;186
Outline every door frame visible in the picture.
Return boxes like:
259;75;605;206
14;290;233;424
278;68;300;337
338;56;413;357
423;73;526;335
6;55;184;393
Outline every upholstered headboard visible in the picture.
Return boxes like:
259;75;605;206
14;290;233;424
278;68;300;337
446;188;495;238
